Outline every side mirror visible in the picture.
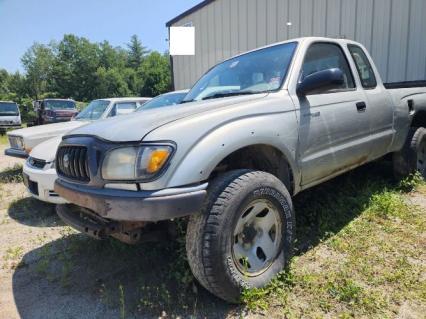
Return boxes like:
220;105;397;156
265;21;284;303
297;68;344;95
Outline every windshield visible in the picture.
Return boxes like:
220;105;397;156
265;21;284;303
45;100;76;110
75;100;110;120
182;42;297;103
136;92;188;111
0;102;19;116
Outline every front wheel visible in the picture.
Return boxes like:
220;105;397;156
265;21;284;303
186;170;295;303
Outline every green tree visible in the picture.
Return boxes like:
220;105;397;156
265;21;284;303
52;34;101;100
94;67;131;98
99;41;127;69
138;52;171;97
21;43;55;99
127;34;149;69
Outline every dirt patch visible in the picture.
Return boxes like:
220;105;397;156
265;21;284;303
0;145;25;172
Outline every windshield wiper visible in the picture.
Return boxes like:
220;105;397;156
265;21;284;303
201;91;259;101
180;99;194;104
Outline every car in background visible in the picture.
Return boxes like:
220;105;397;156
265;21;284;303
23;91;187;204
136;89;189;111
32;99;78;125
0;101;21;132
5;97;150;158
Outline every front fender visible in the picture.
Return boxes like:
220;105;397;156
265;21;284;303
166;112;300;189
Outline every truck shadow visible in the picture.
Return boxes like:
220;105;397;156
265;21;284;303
12;233;237;319
7;197;61;227
11;161;400;318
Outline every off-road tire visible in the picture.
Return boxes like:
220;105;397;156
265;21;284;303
393;127;426;179
186;170;295;303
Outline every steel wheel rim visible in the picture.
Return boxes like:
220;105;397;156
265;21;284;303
417;139;426;177
232;199;282;276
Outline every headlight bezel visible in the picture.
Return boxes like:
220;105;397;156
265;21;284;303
100;142;176;183
8;135;25;150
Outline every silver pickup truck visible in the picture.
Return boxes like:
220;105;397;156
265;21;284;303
54;37;426;302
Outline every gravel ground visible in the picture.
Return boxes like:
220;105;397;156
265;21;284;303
0;145;25;171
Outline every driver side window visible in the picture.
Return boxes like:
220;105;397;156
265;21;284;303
301;43;355;92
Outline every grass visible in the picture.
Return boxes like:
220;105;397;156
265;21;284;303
0;164;23;183
2;246;25;270
0;133;8;145
241;168;426;318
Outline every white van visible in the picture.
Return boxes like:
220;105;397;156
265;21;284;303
0;101;21;131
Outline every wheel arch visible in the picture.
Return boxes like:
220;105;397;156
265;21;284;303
168;137;299;195
411;110;426;128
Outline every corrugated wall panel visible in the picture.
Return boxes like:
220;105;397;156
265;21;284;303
200;7;209;82
247;0;258;50
406;0;426;81
355;0;373;52
207;4;216;67
277;0;288;41
171;0;426;89
340;0;356;39
326;0;341;37
257;0;268;47
387;0;410;82
312;0;327;36
300;0;313;37
213;0;223;64
221;0;231;60
266;0;278;44
230;0;239;56
371;0;391;81
238;0;248;53
288;0;300;39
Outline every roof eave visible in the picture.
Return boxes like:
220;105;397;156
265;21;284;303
166;0;215;27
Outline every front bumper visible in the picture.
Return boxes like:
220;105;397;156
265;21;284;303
0;124;21;129
54;179;207;222
23;164;68;204
4;148;28;158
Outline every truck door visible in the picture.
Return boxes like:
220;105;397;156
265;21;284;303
292;42;371;186
347;44;394;160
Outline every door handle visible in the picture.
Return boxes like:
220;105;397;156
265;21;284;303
356;101;367;112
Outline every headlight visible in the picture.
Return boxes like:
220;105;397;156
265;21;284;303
101;145;174;181
9;136;24;150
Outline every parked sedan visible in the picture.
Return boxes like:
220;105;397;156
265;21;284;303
5;97;150;158
23;90;188;204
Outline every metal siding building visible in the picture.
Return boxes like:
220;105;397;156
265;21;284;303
167;0;426;90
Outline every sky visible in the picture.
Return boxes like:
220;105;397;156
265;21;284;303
0;0;201;72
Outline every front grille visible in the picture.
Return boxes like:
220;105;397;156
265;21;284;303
27;157;46;169
56;146;90;182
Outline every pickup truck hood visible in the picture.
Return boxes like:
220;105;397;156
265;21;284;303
66;94;268;142
8;120;87;139
29;135;62;162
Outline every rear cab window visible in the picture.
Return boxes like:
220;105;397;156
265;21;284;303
347;44;377;89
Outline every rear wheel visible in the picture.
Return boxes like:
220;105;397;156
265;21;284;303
186;170;295;303
393;127;426;179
